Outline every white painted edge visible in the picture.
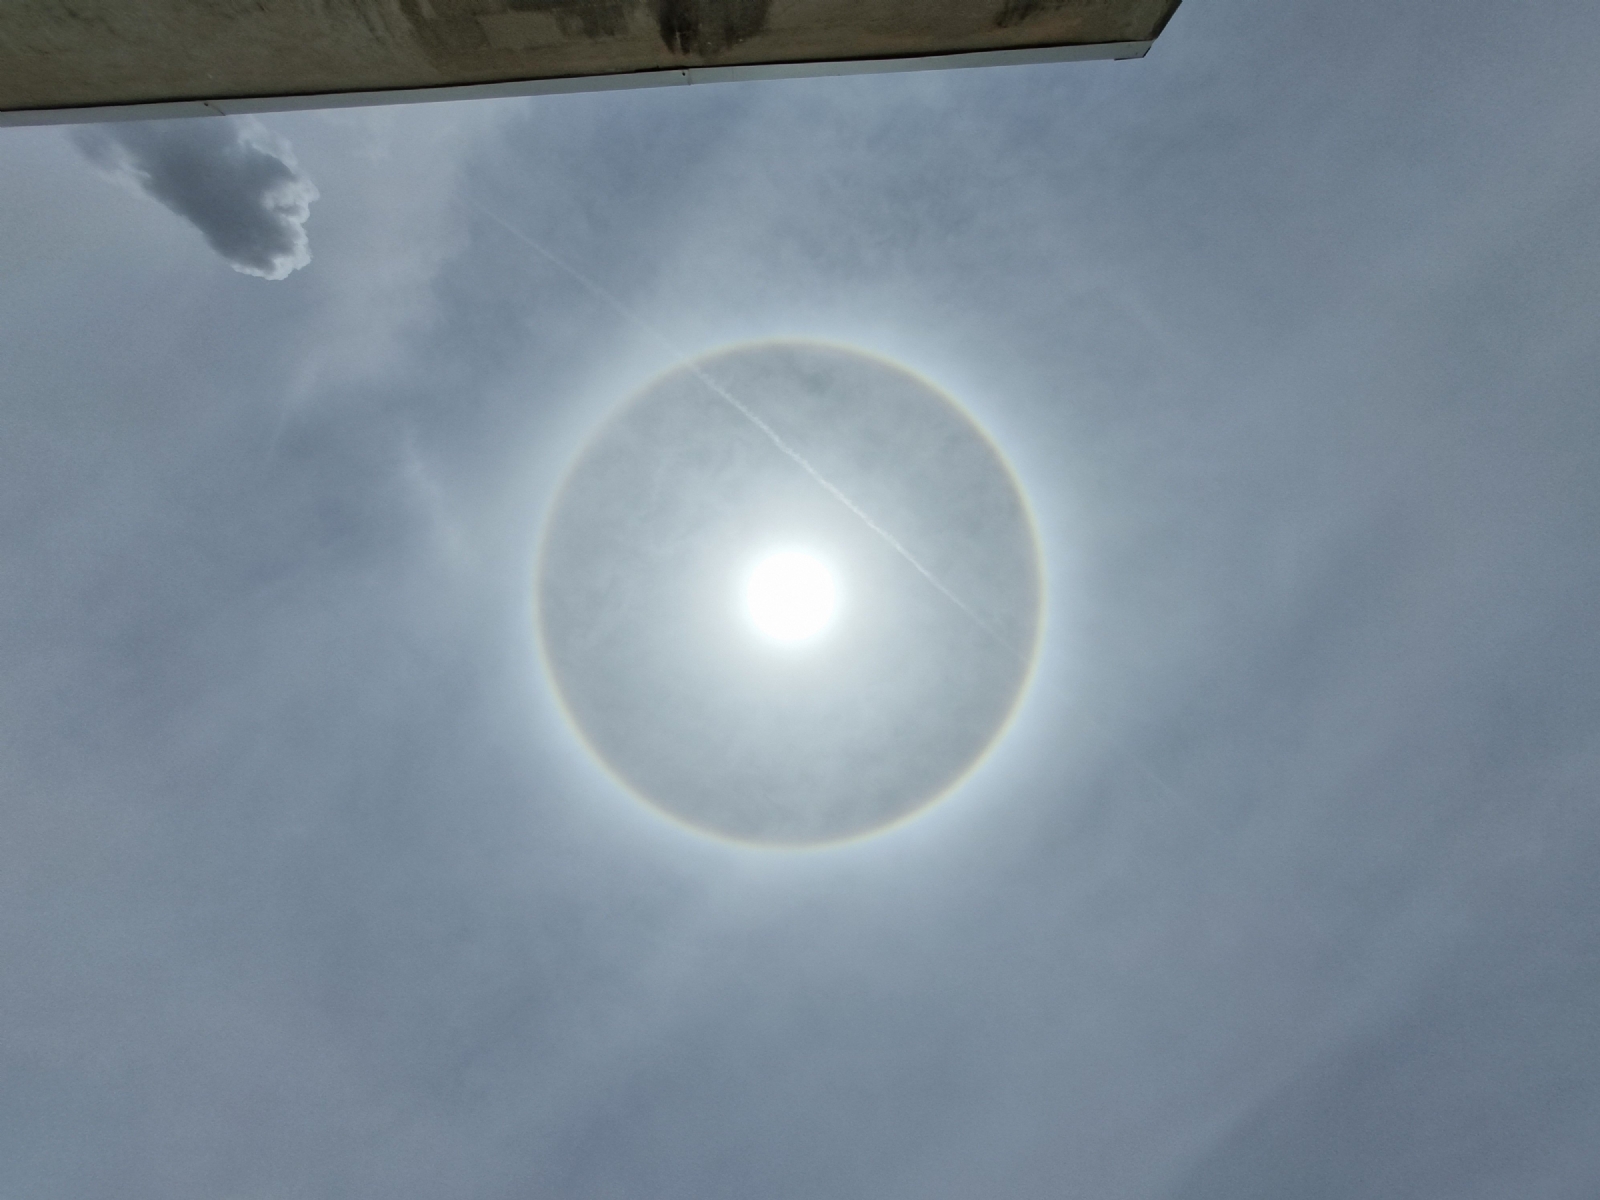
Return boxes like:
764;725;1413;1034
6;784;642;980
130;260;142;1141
0;40;1151;128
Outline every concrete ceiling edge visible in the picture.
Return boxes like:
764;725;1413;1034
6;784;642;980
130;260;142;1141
0;40;1153;128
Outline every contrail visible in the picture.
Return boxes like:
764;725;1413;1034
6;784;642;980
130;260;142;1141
469;199;1025;661
471;200;1195;810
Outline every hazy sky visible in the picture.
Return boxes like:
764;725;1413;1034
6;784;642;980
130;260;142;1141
3;1;1598;1197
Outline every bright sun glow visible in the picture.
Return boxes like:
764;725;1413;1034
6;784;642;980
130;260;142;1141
743;550;839;643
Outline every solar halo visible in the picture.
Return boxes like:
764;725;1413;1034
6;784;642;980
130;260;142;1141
536;340;1044;847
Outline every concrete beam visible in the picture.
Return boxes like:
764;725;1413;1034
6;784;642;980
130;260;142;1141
1;0;1180;126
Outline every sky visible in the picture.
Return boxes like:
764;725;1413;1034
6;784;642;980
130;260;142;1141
2;0;1598;1196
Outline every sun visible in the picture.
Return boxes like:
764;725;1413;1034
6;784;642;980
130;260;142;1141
742;550;839;644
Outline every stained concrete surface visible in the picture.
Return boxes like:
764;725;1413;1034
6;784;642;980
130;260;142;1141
1;0;1179;119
